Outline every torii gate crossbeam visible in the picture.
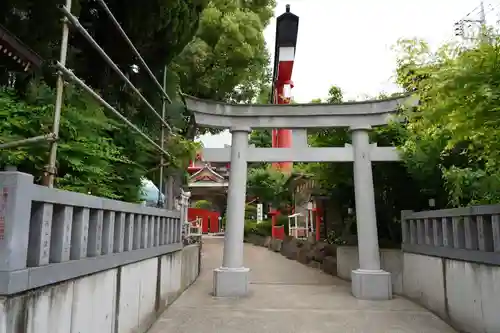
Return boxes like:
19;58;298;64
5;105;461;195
202;144;400;163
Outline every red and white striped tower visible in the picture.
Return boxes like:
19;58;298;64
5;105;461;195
269;5;299;239
271;4;299;172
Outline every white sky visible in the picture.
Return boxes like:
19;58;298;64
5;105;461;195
199;0;499;148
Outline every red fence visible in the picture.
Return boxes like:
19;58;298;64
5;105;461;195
187;208;220;233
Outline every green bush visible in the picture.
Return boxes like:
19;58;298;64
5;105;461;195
245;204;257;220
194;200;213;210
244;219;272;237
244;220;257;237
255;220;272;236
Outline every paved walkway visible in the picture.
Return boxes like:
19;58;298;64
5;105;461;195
149;237;456;333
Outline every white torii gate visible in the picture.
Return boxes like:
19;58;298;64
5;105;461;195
184;94;417;300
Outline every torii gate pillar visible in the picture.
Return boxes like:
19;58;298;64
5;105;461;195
350;125;392;300
213;127;251;297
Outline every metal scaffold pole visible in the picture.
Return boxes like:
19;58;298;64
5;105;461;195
158;65;167;207
0;133;56;149
43;0;72;187
55;61;171;156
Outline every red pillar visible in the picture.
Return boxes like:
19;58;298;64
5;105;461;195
312;207;322;241
269;209;279;239
272;82;294;173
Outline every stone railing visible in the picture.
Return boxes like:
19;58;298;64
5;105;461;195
401;206;500;333
401;206;500;265
0;171;183;295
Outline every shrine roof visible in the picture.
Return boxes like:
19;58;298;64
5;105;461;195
0;24;42;71
189;164;225;182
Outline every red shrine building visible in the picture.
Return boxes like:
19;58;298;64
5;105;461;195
187;151;229;208
185;151;229;233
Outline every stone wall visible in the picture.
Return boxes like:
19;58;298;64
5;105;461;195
0;245;201;333
336;246;403;294
401;206;500;333
403;252;500;333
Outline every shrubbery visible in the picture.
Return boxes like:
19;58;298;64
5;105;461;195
193;200;213;210
244;219;272;238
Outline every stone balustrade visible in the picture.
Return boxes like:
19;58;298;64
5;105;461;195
0;171;183;295
401;206;500;265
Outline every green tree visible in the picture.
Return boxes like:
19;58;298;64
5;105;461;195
248;83;273;167
247;166;291;211
171;0;274;103
172;0;275;138
302;85;432;244
245;203;257;220
0;83;142;200
394;36;500;206
0;0;273;199
1;0;207;192
326;85;343;103
249;129;272;148
257;84;272;104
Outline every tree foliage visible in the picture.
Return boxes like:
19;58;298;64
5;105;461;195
394;36;500;206
300;86;355;216
249;129;271;148
298;85;433;244
303;35;500;244
243;34;500;247
172;0;275;137
1;83;156;201
246;166;291;211
172;0;276;146
0;0;274;200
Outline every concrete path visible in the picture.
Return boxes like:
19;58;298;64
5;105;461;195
149;237;456;333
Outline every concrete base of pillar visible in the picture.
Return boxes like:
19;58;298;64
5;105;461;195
213;267;250;297
351;269;392;300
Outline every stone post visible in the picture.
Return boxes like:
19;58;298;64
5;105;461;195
165;175;175;210
213;126;250;297
178;190;190;242
0;171;34;293
182;190;190;223
350;126;392;300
